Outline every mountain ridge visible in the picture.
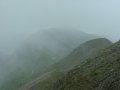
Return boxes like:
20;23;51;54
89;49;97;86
48;38;112;72
0;28;97;90
49;40;120;90
19;38;112;90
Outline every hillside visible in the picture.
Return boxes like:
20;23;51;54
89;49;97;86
0;53;10;86
13;28;97;75
19;38;112;90
0;28;97;90
49;38;112;72
50;40;120;90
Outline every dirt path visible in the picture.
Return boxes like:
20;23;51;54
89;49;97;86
18;71;53;90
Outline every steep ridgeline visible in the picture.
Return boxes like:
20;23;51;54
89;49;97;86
0;28;97;90
49;38;112;72
13;28;97;75
19;38;112;90
50;40;120;90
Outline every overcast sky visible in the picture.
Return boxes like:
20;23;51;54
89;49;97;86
0;0;120;54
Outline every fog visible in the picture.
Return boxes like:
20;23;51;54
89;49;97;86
0;0;120;54
0;1;120;89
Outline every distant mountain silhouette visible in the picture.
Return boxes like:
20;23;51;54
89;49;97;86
0;28;97;90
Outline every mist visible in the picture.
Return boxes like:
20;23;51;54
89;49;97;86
0;0;120;54
0;0;120;90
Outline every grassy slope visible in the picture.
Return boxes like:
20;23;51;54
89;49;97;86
50;41;120;90
20;38;112;90
1;29;97;90
48;38;112;72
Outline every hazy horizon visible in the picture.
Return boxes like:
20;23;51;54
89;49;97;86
0;0;120;54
